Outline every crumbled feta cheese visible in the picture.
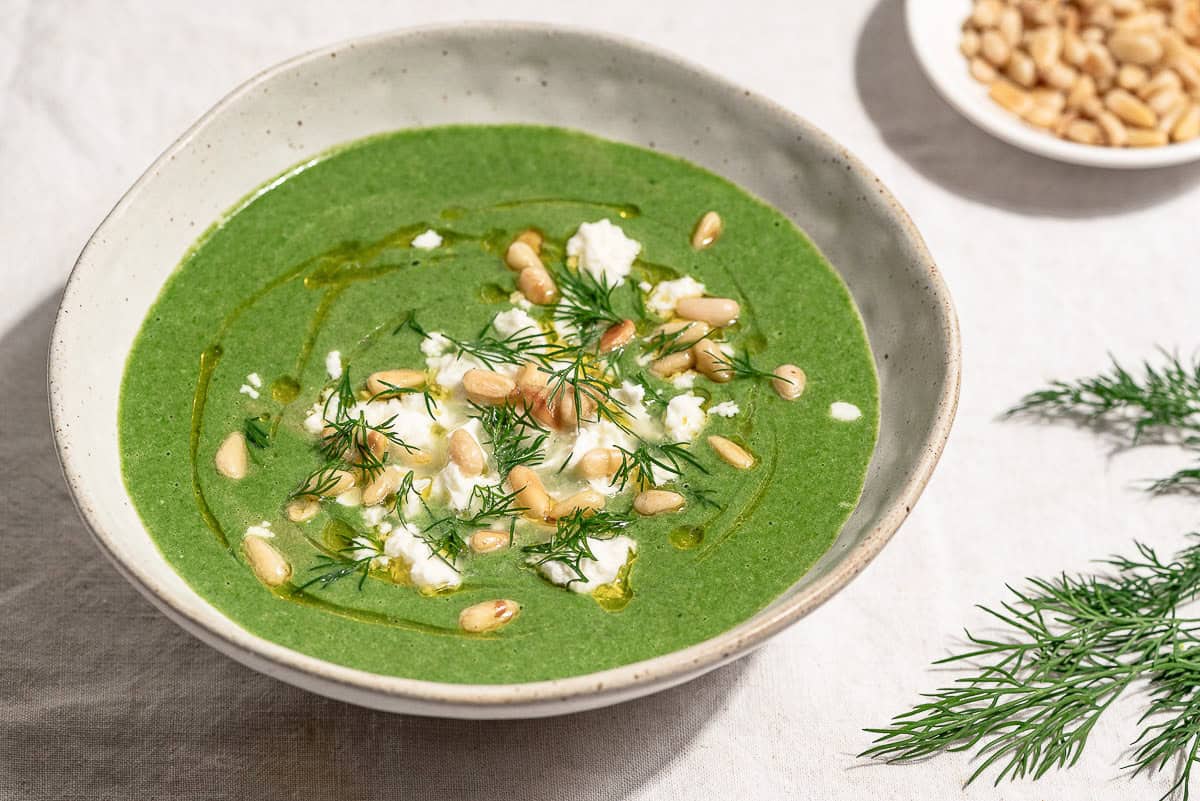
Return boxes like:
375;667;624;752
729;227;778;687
420;331;453;357
536;535;636;593
508;291;533;310
638;280;652;292
664;393;707;442
831;402;863;422
384;522;462;591
362;506;387;527
238;384;260;400
646;276;706;318
245;521;273;539
430;462;487;512
411;229;443;250
246;372;262;388
671;372;697;389
565;219;641;287
569;420;639;495
709;401;740;418
492;307;543;340
325;350;343;380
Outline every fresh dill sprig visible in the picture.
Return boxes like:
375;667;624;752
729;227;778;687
645;326;708;358
683;484;722;511
1007;350;1200;493
291;460;347;499
298;531;384;592
421;483;527;567
863;537;1200;800
611;440;707;491
368;381;439;419
522;509;633;584
402;314;554;370
243;415;271;449
542;347;631;433
633;372;669;408
551;266;623;344
713;349;785;383
472;402;548;477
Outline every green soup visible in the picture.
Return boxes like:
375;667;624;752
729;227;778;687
119;125;878;683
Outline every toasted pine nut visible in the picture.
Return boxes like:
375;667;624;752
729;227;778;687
242;535;291;587
397;449;432;468
1118;63;1149;90
362;466;401;506
651;319;711;346
1148;87;1187;115
1042;61;1079;90
1067;74;1098;109
692;339;734;383
577;447;622;480
285;497;321;523
508;466;551;520
515;229;543;254
675;297;740;328
365;429;388;460
970;57;998;83
1096;110;1130;145
998;6;1024;46
1173;58;1200;90
633;489;686;516
1029;28;1062;70
1032;89;1065;112
772;364;807;401
1127;126;1171;146
515;361;548;398
1173;104;1200;141
459;599;520;633
1108;30;1165;65
708;435;755;470
1064;30;1089;65
312;468;357;497
549;489;606;519
981;29;1012;67
650;350;695;378
972;0;1002;27
448;429;485;477
1065;118;1104;143
990;80;1035;115
1024;103;1060;128
505;240;542;272
961;29;982;59
1139;69;1183;99
470;529;511;554
462;369;517;406
215;431;249;479
366;369;425;396
1158;98;1191;134
551;385;599;430
1106;88;1159;126
599;319;636;353
691;211;723;250
1009;52;1038;87
527;393;559;430
517;266;557;304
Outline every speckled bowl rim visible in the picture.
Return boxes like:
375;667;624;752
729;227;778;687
50;21;961;717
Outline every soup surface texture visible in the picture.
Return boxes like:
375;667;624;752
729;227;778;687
120;125;878;683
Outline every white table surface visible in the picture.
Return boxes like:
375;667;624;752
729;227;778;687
5;1;1200;798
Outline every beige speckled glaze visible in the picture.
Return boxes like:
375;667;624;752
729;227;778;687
49;23;960;718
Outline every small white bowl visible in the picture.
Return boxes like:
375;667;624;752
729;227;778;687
50;22;959;718
906;0;1200;169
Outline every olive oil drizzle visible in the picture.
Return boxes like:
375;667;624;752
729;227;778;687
696;416;781;562
188;345;231;551
271;583;477;637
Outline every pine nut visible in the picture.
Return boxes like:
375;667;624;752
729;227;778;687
1029;28;1062;69
550;385;599;431
505;240;542;272
1147;86;1186;115
707;435;755;470
286;497;321;523
515;229;543;254
549;489;606;519
972;0;1003;28
1096;110;1130;145
1108;30;1165;65
650;350;695;378
508;466;550;520
971;57;998;83
1007;51;1038;87
365;429;387;460
517;266;557;305
999;6;1024;46
1139;69;1183;99
772;364;807;400
1081;43;1117;81
1024;103;1060;128
469;529;511;554
1174;104;1200;141
691;210;724;250
692;339;734;383
577;447;622;480
362;466;401;506
1127;126;1170;145
1032;89;1066;111
366;369;425;396
242;535;291;587
448;429;485;477
982;29;1013;67
311;468;357;497
633;490;685;516
1174;59;1200;90
1043;61;1080;90
1064;30;1089;65
1158;98;1191;134
599;319;636;353
1067;74;1098;109
459;599;520;633
1106;88;1159;126
462;369;517;406
675;297;740;328
990;80;1035;115
398;449;432;468
1065;118;1104;143
215;431;248;479
961;28;982;59
651;320;711;346
1118;63;1149;90
516;361;548;398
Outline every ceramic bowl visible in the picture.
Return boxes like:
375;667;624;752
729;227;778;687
49;22;960;718
906;0;1200;169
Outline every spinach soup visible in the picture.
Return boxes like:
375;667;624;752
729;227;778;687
119;125;878;683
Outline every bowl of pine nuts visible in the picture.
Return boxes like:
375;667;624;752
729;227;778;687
906;0;1200;168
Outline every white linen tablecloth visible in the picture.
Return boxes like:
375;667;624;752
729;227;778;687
4;1;1200;798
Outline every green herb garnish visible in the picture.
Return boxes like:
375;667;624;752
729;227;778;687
522;509;633;584
611;440;706;491
243;415;271;449
713;349;783;383
472;402;548;478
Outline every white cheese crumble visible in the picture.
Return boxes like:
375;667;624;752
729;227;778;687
709;401;741;418
411;229;443;250
246;372;262;388
565;219;641;287
492;307;543;340
325;350;343;380
336;487;363;507
245;521;273;539
430;461;488;512
508;291;533;310
671;372;697;389
664;392;707;442
646;276;706;318
536;535;636;593
831;402;863;422
384;522;462;591
238;384;260;400
421;330;516;393
637;280;652;292
362;506;387;527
